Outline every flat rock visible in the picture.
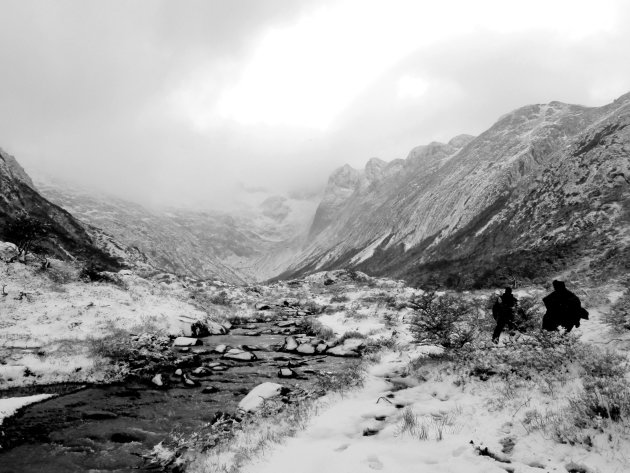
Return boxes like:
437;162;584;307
223;349;258;361
214;344;228;353
238;382;285;412
278;368;297;378
277;321;295;328
296;344;315;355
173;337;202;347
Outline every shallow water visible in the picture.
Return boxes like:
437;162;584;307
0;329;353;472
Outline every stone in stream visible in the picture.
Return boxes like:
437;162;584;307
296;344;315;355
202;385;219;394
182;374;199;387
255;303;271;310
174;368;183;376
173;337;202;347
278;368;297;378
243;331;261;336
282;336;298;351
187;320;228;337
315;343;329;353
151;373;166;387
238;382;289;413
277;321;295;328
223;348;258;361
214;344;228;354
192;366;212;376
327;338;365;357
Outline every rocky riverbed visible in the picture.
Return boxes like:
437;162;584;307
0;303;365;473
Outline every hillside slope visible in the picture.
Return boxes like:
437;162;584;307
0;148;122;270
281;93;630;287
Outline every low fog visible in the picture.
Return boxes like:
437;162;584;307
1;0;630;209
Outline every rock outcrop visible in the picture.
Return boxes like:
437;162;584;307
280;94;630;287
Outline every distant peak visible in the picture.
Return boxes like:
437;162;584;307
448;134;475;148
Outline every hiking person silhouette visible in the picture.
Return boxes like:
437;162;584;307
542;280;588;332
492;287;517;343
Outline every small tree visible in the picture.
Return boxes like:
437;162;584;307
409;291;476;349
4;213;50;262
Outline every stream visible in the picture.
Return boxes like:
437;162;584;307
0;319;357;472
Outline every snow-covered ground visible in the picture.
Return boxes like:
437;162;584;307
235;281;630;473
0;394;54;425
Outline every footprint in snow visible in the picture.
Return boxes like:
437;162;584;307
334;443;349;452
366;455;383;470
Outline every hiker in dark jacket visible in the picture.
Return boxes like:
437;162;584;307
492;287;518;343
542;280;589;332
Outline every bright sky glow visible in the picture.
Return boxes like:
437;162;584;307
178;0;617;131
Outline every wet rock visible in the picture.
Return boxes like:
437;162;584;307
182;374;199;387
315;343;328;353
175;354;201;368
223;349;258;361
202;385;219;394
173;337;202;347
174;368;183;376
327;338;365;357
243;331;261;336
192;366;212;376
214;344;228;354
188;320;228;337
278;368;297;378
151;373;166;387
238;382;288;412
277;321;295;328
296;344;315;355
255;303;271;310
282;336;298;351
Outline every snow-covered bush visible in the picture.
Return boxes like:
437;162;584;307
315;360;365;394
300;316;334;340
409;292;477;349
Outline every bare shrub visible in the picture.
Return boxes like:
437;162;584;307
603;288;630;330
409;292;477;349
315;361;366;395
300;317;334;340
330;294;350;303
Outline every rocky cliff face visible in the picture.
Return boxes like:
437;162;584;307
0;148;122;269
280;94;630;287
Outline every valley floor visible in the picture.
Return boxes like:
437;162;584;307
230;289;630;473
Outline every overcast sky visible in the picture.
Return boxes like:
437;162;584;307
1;0;630;209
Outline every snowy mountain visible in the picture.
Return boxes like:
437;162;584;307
35;178;319;283
280;93;630;288
0;148;122;270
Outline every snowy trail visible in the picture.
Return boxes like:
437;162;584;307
244;353;524;473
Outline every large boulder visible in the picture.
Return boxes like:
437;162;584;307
238;382;287;412
282;336;298;351
296;344;315;355
327;338;365;357
223;348;258;361
173;337;202;347
186;320;228;337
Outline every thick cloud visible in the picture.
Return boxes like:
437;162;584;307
1;0;629;208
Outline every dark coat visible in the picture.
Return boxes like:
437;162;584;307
542;282;588;332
